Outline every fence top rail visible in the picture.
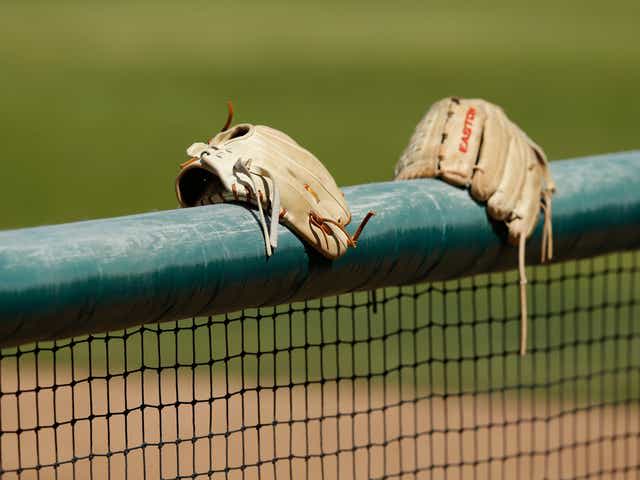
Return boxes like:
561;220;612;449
1;151;640;348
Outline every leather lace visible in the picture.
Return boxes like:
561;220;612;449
309;211;375;249
233;159;280;257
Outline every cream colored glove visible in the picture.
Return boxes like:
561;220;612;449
176;106;373;260
394;97;555;355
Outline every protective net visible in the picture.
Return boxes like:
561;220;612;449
1;252;640;479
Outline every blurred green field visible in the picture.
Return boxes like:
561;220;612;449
1;0;639;229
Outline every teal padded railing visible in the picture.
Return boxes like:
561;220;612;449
1;151;639;347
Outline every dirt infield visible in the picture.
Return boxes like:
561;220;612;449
1;369;639;480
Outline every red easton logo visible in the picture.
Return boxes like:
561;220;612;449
458;107;476;153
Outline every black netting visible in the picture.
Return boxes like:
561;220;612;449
1;252;640;479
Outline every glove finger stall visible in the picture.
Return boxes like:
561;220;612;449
486;132;529;221
470;105;509;202
394;98;450;180
437;98;486;187
507;157;544;246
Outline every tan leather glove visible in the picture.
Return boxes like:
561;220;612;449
176;107;373;260
394;97;555;355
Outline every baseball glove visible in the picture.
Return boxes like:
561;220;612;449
176;103;374;260
394;97;555;355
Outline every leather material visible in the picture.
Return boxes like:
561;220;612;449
394;97;555;252
176;123;357;259
394;97;556;355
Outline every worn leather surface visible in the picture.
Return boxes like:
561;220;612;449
395;97;555;247
176;123;352;259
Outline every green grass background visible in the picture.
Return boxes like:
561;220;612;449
1;0;639;230
1;1;639;398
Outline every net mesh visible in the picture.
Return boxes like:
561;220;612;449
1;252;640;479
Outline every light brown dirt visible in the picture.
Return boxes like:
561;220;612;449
1;369;639;480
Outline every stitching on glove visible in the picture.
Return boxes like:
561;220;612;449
472;126;486;177
436;99;459;174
